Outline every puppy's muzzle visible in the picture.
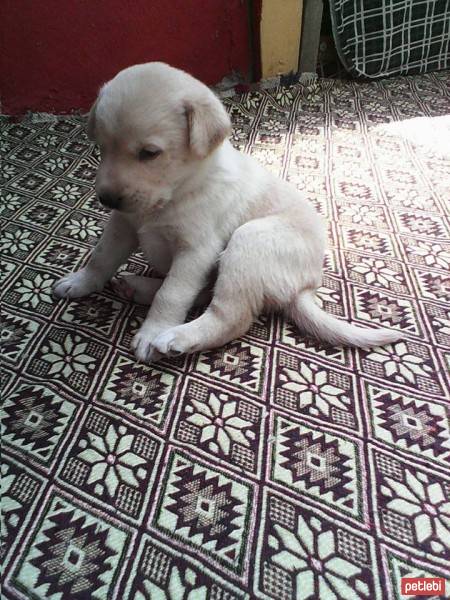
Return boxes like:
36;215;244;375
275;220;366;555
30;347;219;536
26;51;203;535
98;193;122;210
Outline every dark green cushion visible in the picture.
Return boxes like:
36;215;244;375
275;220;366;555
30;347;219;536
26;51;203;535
330;0;450;77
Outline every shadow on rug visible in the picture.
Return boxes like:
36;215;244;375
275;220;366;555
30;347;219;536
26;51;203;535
1;70;450;599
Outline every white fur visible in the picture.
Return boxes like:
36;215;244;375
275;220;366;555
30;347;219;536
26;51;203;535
53;62;403;362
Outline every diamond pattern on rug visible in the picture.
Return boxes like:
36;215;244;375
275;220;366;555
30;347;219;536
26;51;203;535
1;70;450;598
98;353;178;429
1;310;42;366
12;494;129;600
193;340;267;395
366;383;450;464
271;415;364;519
2;382;79;466
153;451;254;574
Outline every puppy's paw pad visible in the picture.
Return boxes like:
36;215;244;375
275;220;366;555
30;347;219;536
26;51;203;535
53;270;101;299
111;276;135;300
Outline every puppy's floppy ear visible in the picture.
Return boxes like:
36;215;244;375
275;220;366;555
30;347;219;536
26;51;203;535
184;92;231;158
86;98;98;141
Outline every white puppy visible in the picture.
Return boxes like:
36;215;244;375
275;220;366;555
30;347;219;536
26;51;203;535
53;62;402;362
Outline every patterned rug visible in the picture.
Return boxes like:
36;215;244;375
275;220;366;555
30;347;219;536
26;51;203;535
1;70;450;600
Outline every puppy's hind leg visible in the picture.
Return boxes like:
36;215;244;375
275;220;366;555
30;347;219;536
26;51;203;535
152;221;268;356
153;284;256;357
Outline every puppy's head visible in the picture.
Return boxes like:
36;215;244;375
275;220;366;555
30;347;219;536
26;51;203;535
88;62;231;214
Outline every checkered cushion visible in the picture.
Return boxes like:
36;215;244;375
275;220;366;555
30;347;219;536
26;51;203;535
330;0;450;77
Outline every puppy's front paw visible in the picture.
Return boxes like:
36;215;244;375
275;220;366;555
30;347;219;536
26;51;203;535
53;269;103;299
131;329;163;363
153;325;198;357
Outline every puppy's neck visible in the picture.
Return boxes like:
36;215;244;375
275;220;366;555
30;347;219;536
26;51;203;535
174;140;236;199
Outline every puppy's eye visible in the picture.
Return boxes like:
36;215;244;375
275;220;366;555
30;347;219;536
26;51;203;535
138;148;162;161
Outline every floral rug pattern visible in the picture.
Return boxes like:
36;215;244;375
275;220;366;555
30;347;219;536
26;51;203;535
1;71;450;599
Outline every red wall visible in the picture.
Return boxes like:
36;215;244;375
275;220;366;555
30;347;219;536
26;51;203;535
1;0;257;115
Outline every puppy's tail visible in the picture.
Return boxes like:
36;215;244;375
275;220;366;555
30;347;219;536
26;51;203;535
290;290;403;348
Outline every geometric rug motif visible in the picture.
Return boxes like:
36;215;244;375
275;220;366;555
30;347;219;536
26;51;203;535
371;447;450;565
359;340;445;396
271;415;364;520
124;535;245;599
2;381;79;467
11;494;129;600
98;353;178;430
256;490;380;599
272;350;360;432
152;450;254;575
366;383;450;465
2;310;42;366
1;70;449;598
1;458;44;566
58;407;161;523
193;339;267;396
172;377;264;476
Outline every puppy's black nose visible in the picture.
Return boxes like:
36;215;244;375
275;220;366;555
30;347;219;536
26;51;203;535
98;193;122;209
